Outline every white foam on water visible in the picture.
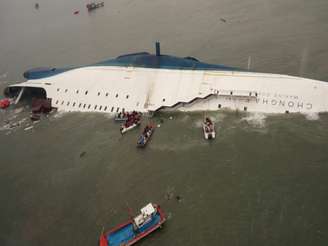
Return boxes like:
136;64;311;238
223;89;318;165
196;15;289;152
193;119;203;128
24;126;34;131
304;112;320;121
209;112;226;123
241;113;267;128
52;111;67;119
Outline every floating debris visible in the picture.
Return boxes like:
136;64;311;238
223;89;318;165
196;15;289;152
176;195;183;202
79;151;87;158
86;2;104;11
169;116;173;120
220;18;227;23
24;126;34;131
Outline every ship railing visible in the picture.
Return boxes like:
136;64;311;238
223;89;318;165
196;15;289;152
213;89;258;100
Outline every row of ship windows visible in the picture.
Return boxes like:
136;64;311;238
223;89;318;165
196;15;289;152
55;100;124;112
56;88;129;99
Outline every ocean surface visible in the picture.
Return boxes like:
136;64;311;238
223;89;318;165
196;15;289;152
1;0;328;245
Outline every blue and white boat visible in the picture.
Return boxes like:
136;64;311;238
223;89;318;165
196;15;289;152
99;203;166;246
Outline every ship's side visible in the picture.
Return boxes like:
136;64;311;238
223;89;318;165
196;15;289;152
6;65;328;114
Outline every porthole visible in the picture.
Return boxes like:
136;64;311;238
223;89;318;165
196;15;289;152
218;104;221;108
126;95;129;99
99;106;102;110
73;102;76;107
122;108;125;112
244;106;247;111
162;98;165;102
56;100;59;104
285;110;289;114
230;91;233;95
79;103;82;108
104;106;107;111
85;91;88;95
57;88;60;92
65;89;68;93
76;90;79;94
105;93;109;97
115;94;118;98
83;104;86;108
97;92;100;96
111;107;114;112
61;101;64;105
116;107;120;112
67;102;70;106
88;104;91;109
94;105;98;110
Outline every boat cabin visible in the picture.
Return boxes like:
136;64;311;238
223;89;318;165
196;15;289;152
133;203;156;229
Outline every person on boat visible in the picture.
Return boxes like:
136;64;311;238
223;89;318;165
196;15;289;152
143;125;149;135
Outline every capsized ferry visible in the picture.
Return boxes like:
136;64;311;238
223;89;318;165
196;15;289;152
4;43;328;114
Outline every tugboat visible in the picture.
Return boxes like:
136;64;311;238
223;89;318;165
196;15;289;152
99;203;166;246
137;124;154;147
120;112;141;134
203;117;215;140
86;1;104;11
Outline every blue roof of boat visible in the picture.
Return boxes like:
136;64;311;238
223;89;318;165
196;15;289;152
23;52;243;80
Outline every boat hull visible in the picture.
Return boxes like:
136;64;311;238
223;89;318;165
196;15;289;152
101;205;166;246
120;122;140;134
203;123;216;140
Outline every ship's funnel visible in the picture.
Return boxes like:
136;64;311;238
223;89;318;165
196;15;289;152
156;42;161;56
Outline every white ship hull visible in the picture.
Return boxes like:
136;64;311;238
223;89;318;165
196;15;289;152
4;44;328;115
6;66;328;114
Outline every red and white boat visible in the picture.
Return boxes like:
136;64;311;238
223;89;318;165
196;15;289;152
203;117;216;140
120;112;142;134
99;203;166;246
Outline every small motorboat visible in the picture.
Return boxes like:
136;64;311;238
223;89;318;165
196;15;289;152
137;124;154;147
99;203;166;246
203;117;215;140
119;112;142;134
86;2;104;11
0;98;10;109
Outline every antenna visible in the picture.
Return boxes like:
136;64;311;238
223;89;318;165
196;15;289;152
155;42;161;56
247;56;252;70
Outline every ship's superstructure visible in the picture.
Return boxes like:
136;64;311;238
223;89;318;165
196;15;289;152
4;43;328;114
